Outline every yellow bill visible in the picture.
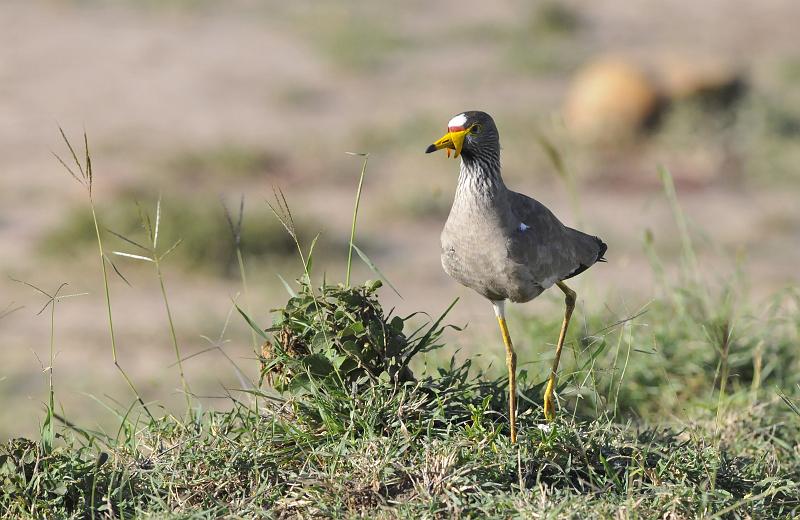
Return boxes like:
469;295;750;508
425;127;470;158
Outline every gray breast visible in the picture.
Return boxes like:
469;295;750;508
440;185;546;303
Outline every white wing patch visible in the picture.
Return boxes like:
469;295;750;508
518;222;530;232
448;113;467;128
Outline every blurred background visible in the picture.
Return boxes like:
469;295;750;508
1;0;799;439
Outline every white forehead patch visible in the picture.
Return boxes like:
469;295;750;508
448;113;467;128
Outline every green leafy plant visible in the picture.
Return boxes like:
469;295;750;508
258;278;458;395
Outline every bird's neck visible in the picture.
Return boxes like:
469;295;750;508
456;155;505;202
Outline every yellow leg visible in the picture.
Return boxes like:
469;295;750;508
543;281;576;422
494;301;517;443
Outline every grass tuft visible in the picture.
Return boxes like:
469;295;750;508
111;197;192;412
54;129;155;423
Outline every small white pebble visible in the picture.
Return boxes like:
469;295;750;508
518;222;530;232
538;424;552;433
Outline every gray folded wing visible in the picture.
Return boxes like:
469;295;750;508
506;191;606;286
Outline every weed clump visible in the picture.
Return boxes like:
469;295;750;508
261;279;417;392
252;278;512;432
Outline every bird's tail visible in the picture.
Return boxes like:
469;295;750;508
561;228;607;280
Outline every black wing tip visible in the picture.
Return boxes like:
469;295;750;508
562;236;607;281
595;237;608;263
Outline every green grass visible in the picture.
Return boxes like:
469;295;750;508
3;275;800;518
4;136;800;518
3;396;798;518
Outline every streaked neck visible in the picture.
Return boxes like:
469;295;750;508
456;154;504;200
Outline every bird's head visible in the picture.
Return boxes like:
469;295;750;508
425;111;499;161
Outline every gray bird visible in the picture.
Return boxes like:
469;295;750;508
425;110;606;442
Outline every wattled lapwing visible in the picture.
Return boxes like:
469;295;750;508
426;111;606;442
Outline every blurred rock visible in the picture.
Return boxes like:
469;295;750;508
657;56;746;108
563;57;661;142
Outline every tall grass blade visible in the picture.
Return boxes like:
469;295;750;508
277;274;298;297
9;279;77;453
159;239;183;261
345;152;369;287
236;305;270;341
106;228;150;252
114;200;193;411
352;244;402;298
402;297;459;364
103;254;132;287
112;251;154;262
266;188;329;347
0;302;24;320
58;126;86;179
537;135;582;225
153;195;161;249
779;389;800;417
55;129;155;421
222;196;258;352
305;233;321;274
659;166;702;287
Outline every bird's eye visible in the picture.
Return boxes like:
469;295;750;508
471;124;482;134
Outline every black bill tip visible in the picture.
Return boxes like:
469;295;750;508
425;144;437;154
